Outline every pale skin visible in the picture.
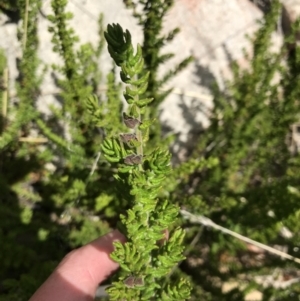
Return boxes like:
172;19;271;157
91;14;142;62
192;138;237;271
29;230;126;301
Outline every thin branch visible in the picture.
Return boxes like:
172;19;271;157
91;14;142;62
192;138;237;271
160;87;212;101
19;137;48;143
180;209;300;265
89;151;101;177
23;0;30;50
2;68;8;121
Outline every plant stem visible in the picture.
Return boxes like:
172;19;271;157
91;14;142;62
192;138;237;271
132;78;143;169
136;107;143;156
2;68;8;119
23;0;30;50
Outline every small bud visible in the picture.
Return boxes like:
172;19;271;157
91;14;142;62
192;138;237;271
124;276;135;288
124;154;143;165
120;133;137;144
123;112;141;129
134;277;144;287
123;276;144;288
157;229;169;246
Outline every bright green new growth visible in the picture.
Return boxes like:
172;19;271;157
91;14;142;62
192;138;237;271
95;23;191;300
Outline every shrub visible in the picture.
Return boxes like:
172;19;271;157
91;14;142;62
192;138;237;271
1;0;300;300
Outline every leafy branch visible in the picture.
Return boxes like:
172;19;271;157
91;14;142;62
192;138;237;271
85;23;191;300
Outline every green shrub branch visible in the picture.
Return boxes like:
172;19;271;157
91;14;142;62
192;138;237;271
86;23;192;300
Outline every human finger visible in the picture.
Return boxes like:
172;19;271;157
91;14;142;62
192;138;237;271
29;230;126;301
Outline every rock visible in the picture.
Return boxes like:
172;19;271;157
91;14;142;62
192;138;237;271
159;0;268;155
282;0;300;21
282;0;300;37
250;0;272;13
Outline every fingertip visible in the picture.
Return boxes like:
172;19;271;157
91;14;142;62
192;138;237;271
60;229;127;287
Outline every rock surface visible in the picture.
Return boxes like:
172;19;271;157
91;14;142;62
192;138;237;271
160;0;264;144
282;0;300;23
281;0;300;37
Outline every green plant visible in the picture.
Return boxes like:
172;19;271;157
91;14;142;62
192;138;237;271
0;0;41;150
90;23;191;300
174;1;300;300
1;0;194;297
0;0;122;299
4;0;300;300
